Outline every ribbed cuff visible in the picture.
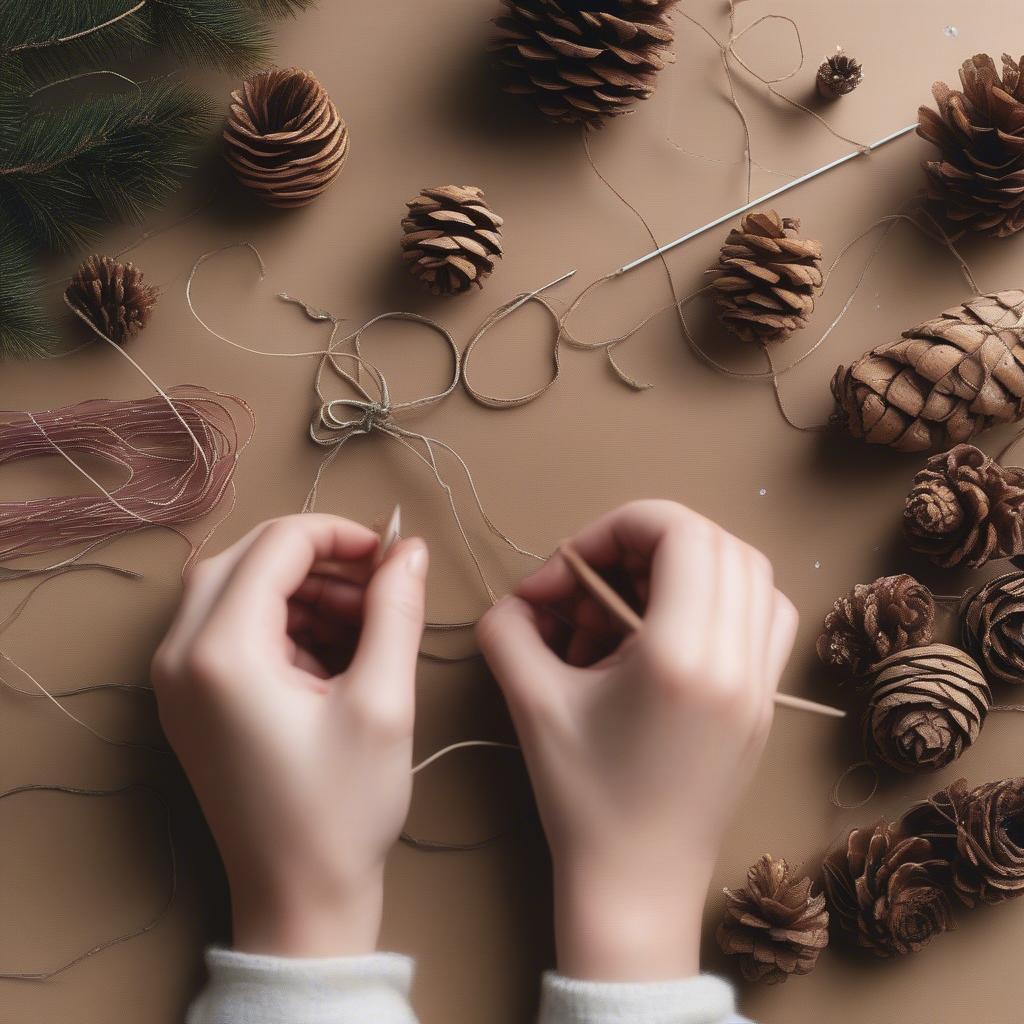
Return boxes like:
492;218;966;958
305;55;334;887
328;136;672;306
539;972;738;1024
186;948;417;1024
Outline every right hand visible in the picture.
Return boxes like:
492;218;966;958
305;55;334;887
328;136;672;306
477;500;798;982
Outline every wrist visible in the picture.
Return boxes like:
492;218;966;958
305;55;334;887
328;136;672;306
551;852;712;982
228;866;385;959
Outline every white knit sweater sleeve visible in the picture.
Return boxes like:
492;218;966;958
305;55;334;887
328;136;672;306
185;949;752;1024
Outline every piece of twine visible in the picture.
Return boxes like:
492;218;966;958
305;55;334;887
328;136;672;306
0;781;176;982
186;242;548;627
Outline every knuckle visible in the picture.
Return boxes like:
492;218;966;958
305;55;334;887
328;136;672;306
183;635;231;688
353;694;413;739
638;634;696;692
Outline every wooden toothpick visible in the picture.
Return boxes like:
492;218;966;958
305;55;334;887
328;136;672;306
374;504;402;566
558;543;845;720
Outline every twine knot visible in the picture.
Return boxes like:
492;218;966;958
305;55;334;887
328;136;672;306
313;394;393;446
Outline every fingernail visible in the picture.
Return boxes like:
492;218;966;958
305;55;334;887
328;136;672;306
405;540;427;578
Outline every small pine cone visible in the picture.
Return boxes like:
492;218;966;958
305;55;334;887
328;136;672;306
65;255;157;345
962;571;1024;684
816;574;935;676
823;821;954;957
401;186;503;296
901;777;1024;907
224;67;349;208
918;54;1024;239
903;444;1024;568
489;0;678;128
706;210;823;345
831;291;1024;452
863;644;990;774
716;855;829;984
816;48;863;98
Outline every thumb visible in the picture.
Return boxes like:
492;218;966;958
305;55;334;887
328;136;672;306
477;595;565;710
348;538;428;705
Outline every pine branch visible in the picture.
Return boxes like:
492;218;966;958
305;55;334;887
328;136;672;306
0;79;213;251
0;227;57;357
0;1;277;78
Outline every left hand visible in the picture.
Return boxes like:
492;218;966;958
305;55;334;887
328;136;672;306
152;513;428;958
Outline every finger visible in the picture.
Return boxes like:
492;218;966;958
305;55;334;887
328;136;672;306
518;500;699;607
207;515;379;639
765;592;799;695
347;538;428;705
292;575;365;620
477;595;572;713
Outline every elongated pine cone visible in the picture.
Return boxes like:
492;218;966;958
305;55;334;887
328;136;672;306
401;186;503;296
901;777;1024;907
706;210;823;345
831;290;1024;452
863;644;990;774
817;574;935;676
489;0;678;128
903;444;1024;567
716;855;829;984
962;571;1024;684
65;255;157;345
224;67;349;208
816;49;863;98
823;821;954;957
918;54;1024;239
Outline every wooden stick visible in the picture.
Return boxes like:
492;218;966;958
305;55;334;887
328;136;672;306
558;543;845;720
374;504;402;566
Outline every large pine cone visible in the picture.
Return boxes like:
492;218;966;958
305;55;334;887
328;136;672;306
816;574;935;676
903;444;1024;568
962;571;1024;684
823;821;954;957
489;0;678;128
65;255;157;345
224;67;349;208
918;54;1024;239
401;186;503;296
706;210;823;345
901;777;1024;907
716;855;829;984
831;291;1024;452
863;644;990;774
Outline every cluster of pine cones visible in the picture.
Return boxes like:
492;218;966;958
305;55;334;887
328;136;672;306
719;775;1024;982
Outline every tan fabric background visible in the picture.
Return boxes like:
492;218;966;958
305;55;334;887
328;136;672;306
2;2;1023;1021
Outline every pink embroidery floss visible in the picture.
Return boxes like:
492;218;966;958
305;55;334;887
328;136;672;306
0;387;251;574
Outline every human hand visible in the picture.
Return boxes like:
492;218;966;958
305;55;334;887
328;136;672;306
477;500;797;981
152;514;428;958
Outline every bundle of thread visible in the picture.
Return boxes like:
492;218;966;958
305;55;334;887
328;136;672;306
719;775;1024;980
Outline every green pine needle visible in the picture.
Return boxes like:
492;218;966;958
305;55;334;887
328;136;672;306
0;1;279;78
0;228;58;358
0;79;213;252
238;0;316;15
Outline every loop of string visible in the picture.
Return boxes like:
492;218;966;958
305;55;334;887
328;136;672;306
0;782;176;982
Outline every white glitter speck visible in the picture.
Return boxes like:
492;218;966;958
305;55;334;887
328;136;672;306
813;560;822;570
758;487;767;496
944;25;958;38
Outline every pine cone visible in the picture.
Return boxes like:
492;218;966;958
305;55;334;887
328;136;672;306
401;185;503;296
962;571;1024;684
65;255;157;345
918;54;1024;239
823;821;954;957
831;290;1024;452
716;855;829;984
816;574;935;676
903;444;1024;567
901;777;1024;907
706;210;824;345
816;48;863;98
224;67;349;208
489;0;678;128
863;644;990;774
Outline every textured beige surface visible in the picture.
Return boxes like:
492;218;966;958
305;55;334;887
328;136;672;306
2;3;1024;1022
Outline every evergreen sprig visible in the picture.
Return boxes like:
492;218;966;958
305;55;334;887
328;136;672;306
0;0;315;356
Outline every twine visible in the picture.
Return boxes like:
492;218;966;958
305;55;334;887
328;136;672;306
0;782;176;982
